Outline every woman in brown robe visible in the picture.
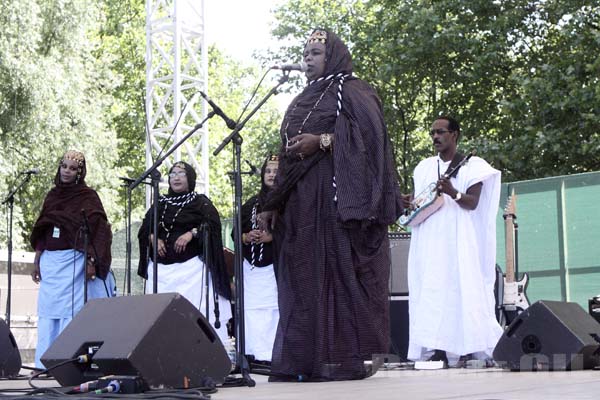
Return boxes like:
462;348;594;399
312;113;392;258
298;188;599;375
260;29;403;381
30;150;115;368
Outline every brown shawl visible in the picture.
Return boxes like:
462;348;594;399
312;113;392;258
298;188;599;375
30;158;112;279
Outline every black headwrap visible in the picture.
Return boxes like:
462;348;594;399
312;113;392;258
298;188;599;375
264;29;402;225
167;161;197;194
137;161;231;299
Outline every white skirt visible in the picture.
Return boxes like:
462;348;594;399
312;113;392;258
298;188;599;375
145;256;232;344
242;258;279;361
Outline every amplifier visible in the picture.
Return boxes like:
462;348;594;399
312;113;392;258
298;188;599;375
589;296;600;324
389;232;410;296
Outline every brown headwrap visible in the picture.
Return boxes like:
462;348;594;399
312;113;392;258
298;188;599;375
54;149;87;186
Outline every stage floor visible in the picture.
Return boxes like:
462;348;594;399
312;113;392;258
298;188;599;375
3;366;600;399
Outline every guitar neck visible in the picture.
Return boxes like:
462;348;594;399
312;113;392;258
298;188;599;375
504;215;516;283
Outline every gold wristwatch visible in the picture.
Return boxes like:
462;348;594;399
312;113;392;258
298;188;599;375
319;133;332;151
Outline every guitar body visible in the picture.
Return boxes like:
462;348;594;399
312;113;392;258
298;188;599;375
502;272;530;311
496;273;531;328
399;151;474;228
398;183;444;227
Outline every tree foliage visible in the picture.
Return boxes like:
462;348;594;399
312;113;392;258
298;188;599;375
0;0;121;248
268;0;600;186
1;0;598;251
0;0;283;251
207;46;283;219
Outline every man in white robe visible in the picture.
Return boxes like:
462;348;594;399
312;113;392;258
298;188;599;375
405;116;502;367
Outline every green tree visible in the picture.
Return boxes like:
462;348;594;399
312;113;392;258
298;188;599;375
268;0;600;185
496;3;600;179
0;0;121;249
207;46;283;220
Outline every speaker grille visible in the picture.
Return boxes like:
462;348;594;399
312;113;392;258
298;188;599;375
389;232;410;295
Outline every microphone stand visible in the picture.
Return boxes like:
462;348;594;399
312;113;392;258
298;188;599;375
213;72;290;386
119;176;152;295
125;181;132;295
202;222;210;318
514;220;519;280
128;112;216;294
80;210;92;304
2;173;35;328
200;222;221;330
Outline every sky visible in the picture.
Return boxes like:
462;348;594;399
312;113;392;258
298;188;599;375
204;0;295;110
201;2;292;192
204;0;284;62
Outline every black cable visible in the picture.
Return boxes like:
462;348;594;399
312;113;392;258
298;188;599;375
79;212;114;298
0;387;214;399
233;68;271;124
28;356;81;389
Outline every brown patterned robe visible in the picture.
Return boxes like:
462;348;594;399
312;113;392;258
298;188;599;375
264;29;403;381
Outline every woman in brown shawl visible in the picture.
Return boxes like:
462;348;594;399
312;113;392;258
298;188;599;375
260;29;403;381
30;150;115;368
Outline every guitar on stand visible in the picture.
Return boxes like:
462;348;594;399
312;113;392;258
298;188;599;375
498;194;530;328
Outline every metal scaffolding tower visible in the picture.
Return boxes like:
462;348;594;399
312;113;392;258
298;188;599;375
145;0;209;197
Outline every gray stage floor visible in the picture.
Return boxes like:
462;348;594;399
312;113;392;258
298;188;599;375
3;367;600;399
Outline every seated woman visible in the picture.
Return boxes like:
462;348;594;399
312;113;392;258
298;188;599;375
237;155;280;363
30;150;116;368
137;161;232;343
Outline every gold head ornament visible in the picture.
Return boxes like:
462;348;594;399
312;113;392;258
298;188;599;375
63;150;85;167
307;30;327;45
173;161;187;170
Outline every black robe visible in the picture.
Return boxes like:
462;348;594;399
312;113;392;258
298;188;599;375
264;30;402;381
137;192;231;300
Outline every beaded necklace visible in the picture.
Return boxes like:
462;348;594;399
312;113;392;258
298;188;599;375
249;201;263;268
283;72;348;147
159;192;197;241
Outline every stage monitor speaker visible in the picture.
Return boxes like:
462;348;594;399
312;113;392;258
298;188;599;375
0;318;21;377
493;300;600;371
389;232;410;295
41;293;231;388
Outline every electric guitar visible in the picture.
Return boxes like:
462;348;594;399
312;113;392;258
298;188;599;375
398;150;475;227
501;194;530;324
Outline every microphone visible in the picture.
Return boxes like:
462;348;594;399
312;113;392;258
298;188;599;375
245;160;260;177
199;91;237;130
20;168;40;175
271;61;308;72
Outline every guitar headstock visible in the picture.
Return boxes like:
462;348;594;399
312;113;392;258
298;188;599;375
503;193;517;220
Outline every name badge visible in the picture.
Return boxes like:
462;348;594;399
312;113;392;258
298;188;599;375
52;226;60;238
